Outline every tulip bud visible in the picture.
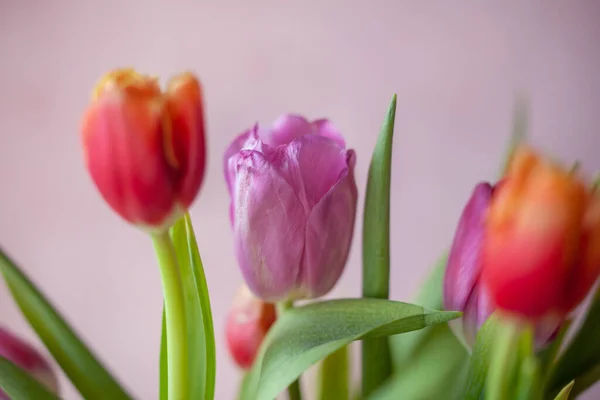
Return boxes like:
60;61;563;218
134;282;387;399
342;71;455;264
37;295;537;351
444;182;496;345
0;328;58;399
225;285;276;369
224;115;358;301
482;146;600;319
81;69;206;230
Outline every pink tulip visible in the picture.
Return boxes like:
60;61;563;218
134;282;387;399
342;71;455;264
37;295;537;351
0;327;58;399
224;115;358;301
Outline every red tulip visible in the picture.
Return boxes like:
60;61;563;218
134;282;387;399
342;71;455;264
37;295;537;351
81;69;206;230
225;285;276;369
482;146;600;319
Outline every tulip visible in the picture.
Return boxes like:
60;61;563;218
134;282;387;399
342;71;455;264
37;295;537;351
0;327;58;399
224;115;358;301
444;182;563;346
226;285;276;369
81;68;206;230
443;182;496;346
482;146;600;319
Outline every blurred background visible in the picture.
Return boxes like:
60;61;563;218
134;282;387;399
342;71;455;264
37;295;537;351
1;1;599;399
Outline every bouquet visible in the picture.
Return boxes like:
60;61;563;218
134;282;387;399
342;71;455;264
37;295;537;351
0;68;599;400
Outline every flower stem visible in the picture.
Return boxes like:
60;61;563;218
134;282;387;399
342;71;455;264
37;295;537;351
152;232;189;400
276;300;302;400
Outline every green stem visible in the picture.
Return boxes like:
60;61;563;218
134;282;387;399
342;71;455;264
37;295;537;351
277;301;302;400
153;232;189;400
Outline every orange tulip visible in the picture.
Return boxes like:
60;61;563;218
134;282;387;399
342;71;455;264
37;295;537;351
482;146;600;319
81;69;206;230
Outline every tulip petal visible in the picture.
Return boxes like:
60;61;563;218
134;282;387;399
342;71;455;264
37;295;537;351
82;92;178;226
261;114;313;147
231;150;306;301
278;135;350;212
224;129;254;196
303;151;358;297
166;73;207;208
444;183;493;312
312;119;346;148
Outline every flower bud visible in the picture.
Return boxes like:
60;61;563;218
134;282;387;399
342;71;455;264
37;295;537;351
444;181;562;346
482;146;600;318
224;115;358;301
81;69;206;230
444;182;496;345
225;285;276;369
0;327;58;399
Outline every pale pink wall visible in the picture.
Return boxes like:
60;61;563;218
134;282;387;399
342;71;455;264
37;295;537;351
1;2;599;399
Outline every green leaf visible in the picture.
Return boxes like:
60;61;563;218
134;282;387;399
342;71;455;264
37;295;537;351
553;381;574;400
0;356;59;400
486;319;534;400
514;356;541;400
318;345;350;400
159;307;167;400
240;298;460;400
537;320;571;379
546;287;600;398
168;213;216;400
463;315;501;400
369;322;468;400
389;254;450;367
0;248;132;400
361;94;397;397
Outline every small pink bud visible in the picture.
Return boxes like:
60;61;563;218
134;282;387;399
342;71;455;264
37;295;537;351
225;285;276;369
0;327;58;399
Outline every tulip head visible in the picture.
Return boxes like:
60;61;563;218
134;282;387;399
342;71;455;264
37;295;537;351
224;115;358;302
225;285;276;369
444;180;563;346
81;69;206;230
0;327;58;399
482;146;600;318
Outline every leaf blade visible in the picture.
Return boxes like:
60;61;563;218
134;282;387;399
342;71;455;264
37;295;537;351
361;94;397;397
0;248;132;400
0;356;60;400
241;298;460;400
546;287;600;398
169;214;216;400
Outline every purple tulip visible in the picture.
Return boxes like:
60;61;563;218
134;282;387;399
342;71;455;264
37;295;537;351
224;114;358;301
0;327;59;399
444;182;561;347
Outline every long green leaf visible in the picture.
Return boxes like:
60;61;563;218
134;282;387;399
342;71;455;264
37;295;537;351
361;94;397;397
0;248;132;400
463;315;501;399
168;213;216;400
240;298;460;400
546;286;600;398
0;356;59;400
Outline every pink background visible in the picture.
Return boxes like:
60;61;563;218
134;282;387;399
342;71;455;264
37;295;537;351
1;2;599;399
